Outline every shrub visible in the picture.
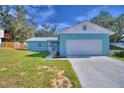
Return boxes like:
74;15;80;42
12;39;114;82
112;51;124;57
53;51;60;58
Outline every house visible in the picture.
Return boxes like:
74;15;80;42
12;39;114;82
0;29;13;47
27;37;59;53
110;42;124;50
0;29;4;46
27;21;114;57
4;33;12;39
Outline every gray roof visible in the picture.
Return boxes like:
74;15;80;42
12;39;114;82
61;21;115;35
110;42;124;49
26;37;58;42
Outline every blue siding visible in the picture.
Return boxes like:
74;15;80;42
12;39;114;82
28;41;48;51
51;42;59;52
27;41;59;52
59;33;109;57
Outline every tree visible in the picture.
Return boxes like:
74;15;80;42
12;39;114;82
0;6;14;33
11;6;35;42
91;11;113;28
0;6;36;43
91;11;124;42
34;23;57;37
110;14;124;42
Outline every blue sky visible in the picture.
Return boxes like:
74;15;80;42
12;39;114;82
24;5;124;31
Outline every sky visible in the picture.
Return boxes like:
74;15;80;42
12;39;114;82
24;5;124;32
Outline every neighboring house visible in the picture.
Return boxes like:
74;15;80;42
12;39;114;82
27;37;59;53
110;42;124;50
0;29;13;47
4;33;12;39
27;21;114;57
121;34;124;42
0;29;4;46
110;34;124;50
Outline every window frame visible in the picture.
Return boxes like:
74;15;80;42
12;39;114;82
38;42;43;47
83;25;87;31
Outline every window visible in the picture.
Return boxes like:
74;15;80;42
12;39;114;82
38;42;42;47
83;25;87;31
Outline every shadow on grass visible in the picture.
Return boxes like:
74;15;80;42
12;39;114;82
26;51;49;58
16;49;28;51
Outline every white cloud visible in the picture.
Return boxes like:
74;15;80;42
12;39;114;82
57;23;71;29
76;16;88;21
41;7;56;21
88;6;109;17
26;15;32;19
54;22;71;32
37;25;43;30
92;6;109;12
75;6;109;22
25;6;56;23
8;8;17;17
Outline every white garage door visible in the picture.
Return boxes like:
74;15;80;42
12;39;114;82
66;40;103;56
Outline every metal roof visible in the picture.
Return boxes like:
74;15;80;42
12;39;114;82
110;42;124;49
26;37;58;42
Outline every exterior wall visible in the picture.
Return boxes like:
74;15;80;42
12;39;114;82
59;33;109;57
51;41;59;52
0;39;1;45
28;41;48;51
0;29;4;46
27;41;59;52
0;29;4;38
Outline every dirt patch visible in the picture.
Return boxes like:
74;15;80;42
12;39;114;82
0;67;8;72
51;76;72;88
37;65;56;72
36;65;73;88
37;72;42;75
20;72;25;76
37;65;49;70
47;67;55;72
57;70;64;76
0;76;20;88
50;70;72;88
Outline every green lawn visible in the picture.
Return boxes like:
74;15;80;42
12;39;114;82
111;57;124;62
110;50;124;62
0;48;80;88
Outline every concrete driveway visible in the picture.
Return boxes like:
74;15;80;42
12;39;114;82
69;56;124;88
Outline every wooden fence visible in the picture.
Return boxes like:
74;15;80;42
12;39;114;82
1;42;27;49
5;42;14;48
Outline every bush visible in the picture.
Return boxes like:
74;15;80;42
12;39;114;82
112;51;124;57
53;51;60;58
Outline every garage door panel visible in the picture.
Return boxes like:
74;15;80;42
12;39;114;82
66;40;103;56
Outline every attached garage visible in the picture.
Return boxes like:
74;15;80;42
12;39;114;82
59;33;110;57
59;21;114;57
66;40;103;56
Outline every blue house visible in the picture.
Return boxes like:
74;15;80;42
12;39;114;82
27;21;114;57
27;37;59;53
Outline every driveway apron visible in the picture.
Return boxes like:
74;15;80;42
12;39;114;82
69;56;124;88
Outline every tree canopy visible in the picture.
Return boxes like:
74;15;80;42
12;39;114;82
91;11;124;42
34;23;58;37
0;6;36;43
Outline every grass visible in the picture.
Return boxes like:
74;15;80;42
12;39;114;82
26;51;49;58
111;57;124;62
110;50;124;62
0;48;81;88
